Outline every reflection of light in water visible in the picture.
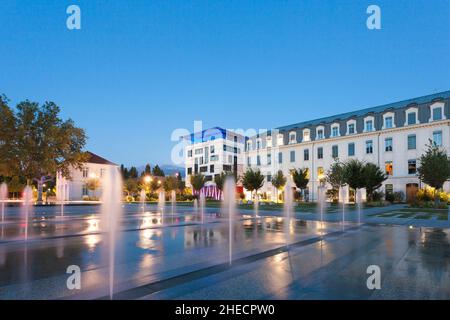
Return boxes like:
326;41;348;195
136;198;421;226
85;218;101;251
140;215;162;229
137;229;162;250
85;234;101;252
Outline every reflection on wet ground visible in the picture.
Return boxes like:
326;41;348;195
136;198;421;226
0;204;449;300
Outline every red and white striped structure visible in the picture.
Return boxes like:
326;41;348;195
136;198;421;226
192;186;223;200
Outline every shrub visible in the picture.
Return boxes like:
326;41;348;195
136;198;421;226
394;191;405;203
125;195;134;202
372;191;384;202
326;189;338;203
385;193;395;203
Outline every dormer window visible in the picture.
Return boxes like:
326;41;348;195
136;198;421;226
316;126;325;140
347;120;356;135
430;102;445;122
331;125;340;137
277;134;284;146
385;117;393;128
382;111;395;130
266;136;272;148
364;117;374;132
405;107;419;126
303;129;310;142
289;132;297;144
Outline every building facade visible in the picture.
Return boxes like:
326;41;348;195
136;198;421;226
56;151;118;201
183;127;245;188
184;91;450;202
245;91;450;202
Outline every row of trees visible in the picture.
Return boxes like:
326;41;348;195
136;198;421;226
121;164;185;200
188;142;450;204
0;95;88;202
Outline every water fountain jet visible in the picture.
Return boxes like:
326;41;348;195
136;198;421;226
22;186;33;241
223;177;236;265
140;189;146;213
0;183;7;238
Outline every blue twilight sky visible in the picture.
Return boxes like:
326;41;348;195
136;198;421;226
1;0;450;167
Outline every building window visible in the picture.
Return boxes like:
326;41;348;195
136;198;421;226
384;116;393;129
267;174;272;182
82;185;89;196
365;120;373;132
289;132;296;144
290;151;296;163
211;155;219;161
433;131;443;146
385;138;393;152
408;160;417;175
277;134;284;146
385;184;393;196
210;145;215;154
348;143;355;156
247;157;251;167
278;152;283;164
317;167;325;180
195;148;203;155
266;136;272;147
304;149;309;161
407;135;416;150
366;140;373;154
200;166;208;173
332;145;338;158
317;129;324;140
256;140;261;150
82;168;89;178
187;167;192;175
303;130;310;142
331;126;339;137
187;150;193;157
210;165;214;173
407;112;416;125
385;161;393;176
247;141;252;151
267;153;272;165
317;147;323;159
348;123;355;135
433;107;443;121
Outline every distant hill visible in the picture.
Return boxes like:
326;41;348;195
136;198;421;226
137;164;185;178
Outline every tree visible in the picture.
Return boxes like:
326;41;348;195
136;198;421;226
214;171;233;191
152;165;165;177
326;159;346;202
241;169;265;200
163;176;179;193
176;172;185;193
0;95;18;177
120;164;129;179
128;166;139;179
141;164;152;177
12;100;88;202
343;159;365;203
123;178;138;197
8;176;25;199
190;174;205;193
362;163;387;202
417;142;450;204
271;170;287;203
86;177;101;199
291;168;309;201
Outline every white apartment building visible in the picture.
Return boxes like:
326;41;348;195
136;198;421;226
183;127;245;188
245;91;450;202
56;151;118;201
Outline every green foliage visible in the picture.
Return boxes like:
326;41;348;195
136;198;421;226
163;176;178;192
241;169;265;199
343;159;365;192
271;170;287;190
214;171;234;191
417;142;450;191
291;168;309;191
128;166;139;179
123;178;139;196
190;173;205;192
362;163;388;201
326;159;346;190
152;165;165;177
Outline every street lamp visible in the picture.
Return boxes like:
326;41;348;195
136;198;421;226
144;175;152;184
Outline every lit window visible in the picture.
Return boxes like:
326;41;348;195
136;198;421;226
385;161;393;176
277;134;284;146
385;138;393;152
317;167;325;181
303;130;310;142
366;140;373;154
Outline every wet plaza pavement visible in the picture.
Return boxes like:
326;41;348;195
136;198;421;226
0;204;449;300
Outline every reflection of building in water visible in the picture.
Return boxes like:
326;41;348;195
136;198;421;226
184;227;227;248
